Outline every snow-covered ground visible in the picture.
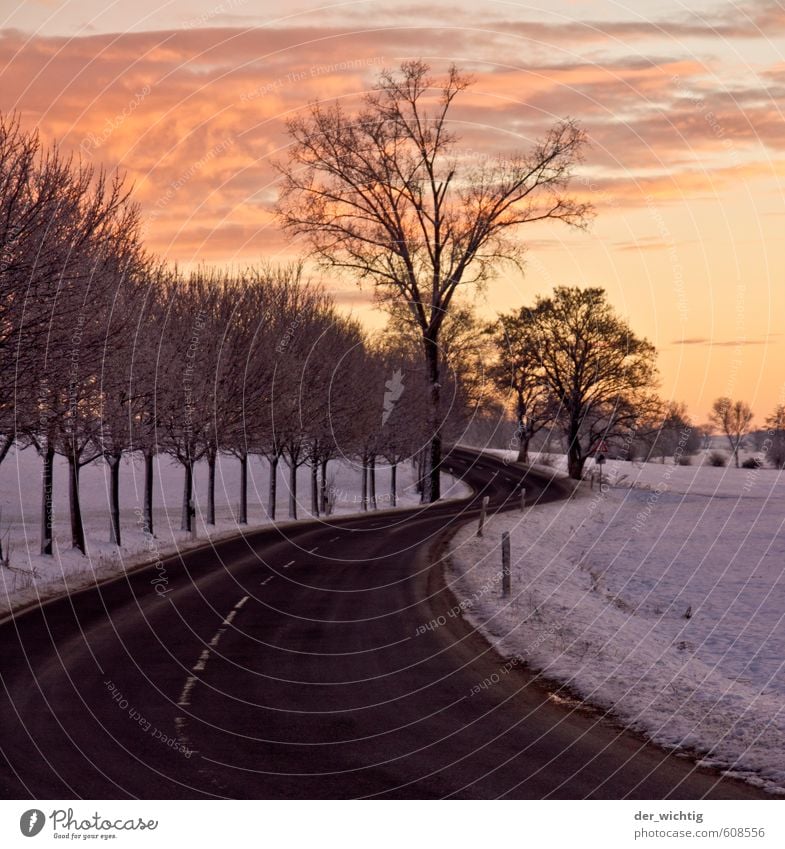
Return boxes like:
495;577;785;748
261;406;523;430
0;446;469;615
448;449;785;793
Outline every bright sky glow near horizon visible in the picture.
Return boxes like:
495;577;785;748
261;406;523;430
2;0;784;423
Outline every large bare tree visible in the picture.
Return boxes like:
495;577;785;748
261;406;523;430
276;60;591;500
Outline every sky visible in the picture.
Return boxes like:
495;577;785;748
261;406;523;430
2;0;784;422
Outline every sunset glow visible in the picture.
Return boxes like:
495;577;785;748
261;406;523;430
3;0;784;420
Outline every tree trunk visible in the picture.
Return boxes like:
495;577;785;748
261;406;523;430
206;449;217;525
0;434;13;467
68;453;86;554
515;407;528;463
361;458;368;511
288;459;298;520
108;453;121;546
390;463;397;507
566;419;585;480
310;462;319;516
369;455;377;509
180;460;194;531
239;452;248;524
416;450;427;502
268;454;278;520
423;335;442;502
40;443;55;556
320;459;328;513
143;451;154;537
567;452;586;480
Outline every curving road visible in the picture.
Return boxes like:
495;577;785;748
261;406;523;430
0;447;768;799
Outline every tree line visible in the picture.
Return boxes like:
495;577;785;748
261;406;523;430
0;113;475;556
486;287;785;476
5;56;777;564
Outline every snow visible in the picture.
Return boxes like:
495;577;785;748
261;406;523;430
448;449;785;794
0;447;469;616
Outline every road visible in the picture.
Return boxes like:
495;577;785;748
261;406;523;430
0;447;768;799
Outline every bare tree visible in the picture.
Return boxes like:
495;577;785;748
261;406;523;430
157;272;212;533
764;405;785;469
709;397;754;468
15;148;144;553
276;60;591;501
488;311;559;463
516;287;658;480
126;261;176;538
645;402;701;464
222;273;277;525
376;341;430;506
97;252;151;546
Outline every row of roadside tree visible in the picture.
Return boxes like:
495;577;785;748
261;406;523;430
0;113;474;556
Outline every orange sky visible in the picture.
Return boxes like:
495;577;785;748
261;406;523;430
2;0;784;423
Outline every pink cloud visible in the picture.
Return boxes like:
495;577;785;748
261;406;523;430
1;21;783;263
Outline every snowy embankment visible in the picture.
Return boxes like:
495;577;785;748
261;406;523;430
448;450;785;793
0;447;469;615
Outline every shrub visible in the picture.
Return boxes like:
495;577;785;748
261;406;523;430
675;454;693;466
741;456;764;469
706;450;727;467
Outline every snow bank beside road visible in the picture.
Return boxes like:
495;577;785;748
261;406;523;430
448;453;785;793
0;447;469;615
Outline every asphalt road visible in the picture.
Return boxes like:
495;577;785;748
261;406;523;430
0;447;769;799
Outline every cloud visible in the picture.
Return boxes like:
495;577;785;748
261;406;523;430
1;14;783;263
614;236;696;252
672;337;771;347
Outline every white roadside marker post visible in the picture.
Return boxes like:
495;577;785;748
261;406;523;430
477;495;489;537
502;531;511;598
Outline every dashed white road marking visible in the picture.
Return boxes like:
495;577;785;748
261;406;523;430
177;676;198;708
260;576;274;586
329;536;341;543
192;648;211;672
282;560;296;569
176;595;249;710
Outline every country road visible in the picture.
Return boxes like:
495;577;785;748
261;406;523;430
0;447;768;799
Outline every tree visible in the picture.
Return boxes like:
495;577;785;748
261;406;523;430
195;270;257;527
221;270;279;525
488;311;559;463
647;402;701;463
157;272;212;533
276;60;591;501
709;397;753;468
764;405;785;469
375;338;430;506
516;287;658;479
13;148;144;554
126;261;176;538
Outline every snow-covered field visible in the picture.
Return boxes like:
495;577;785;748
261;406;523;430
448;450;785;793
0;447;469;615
